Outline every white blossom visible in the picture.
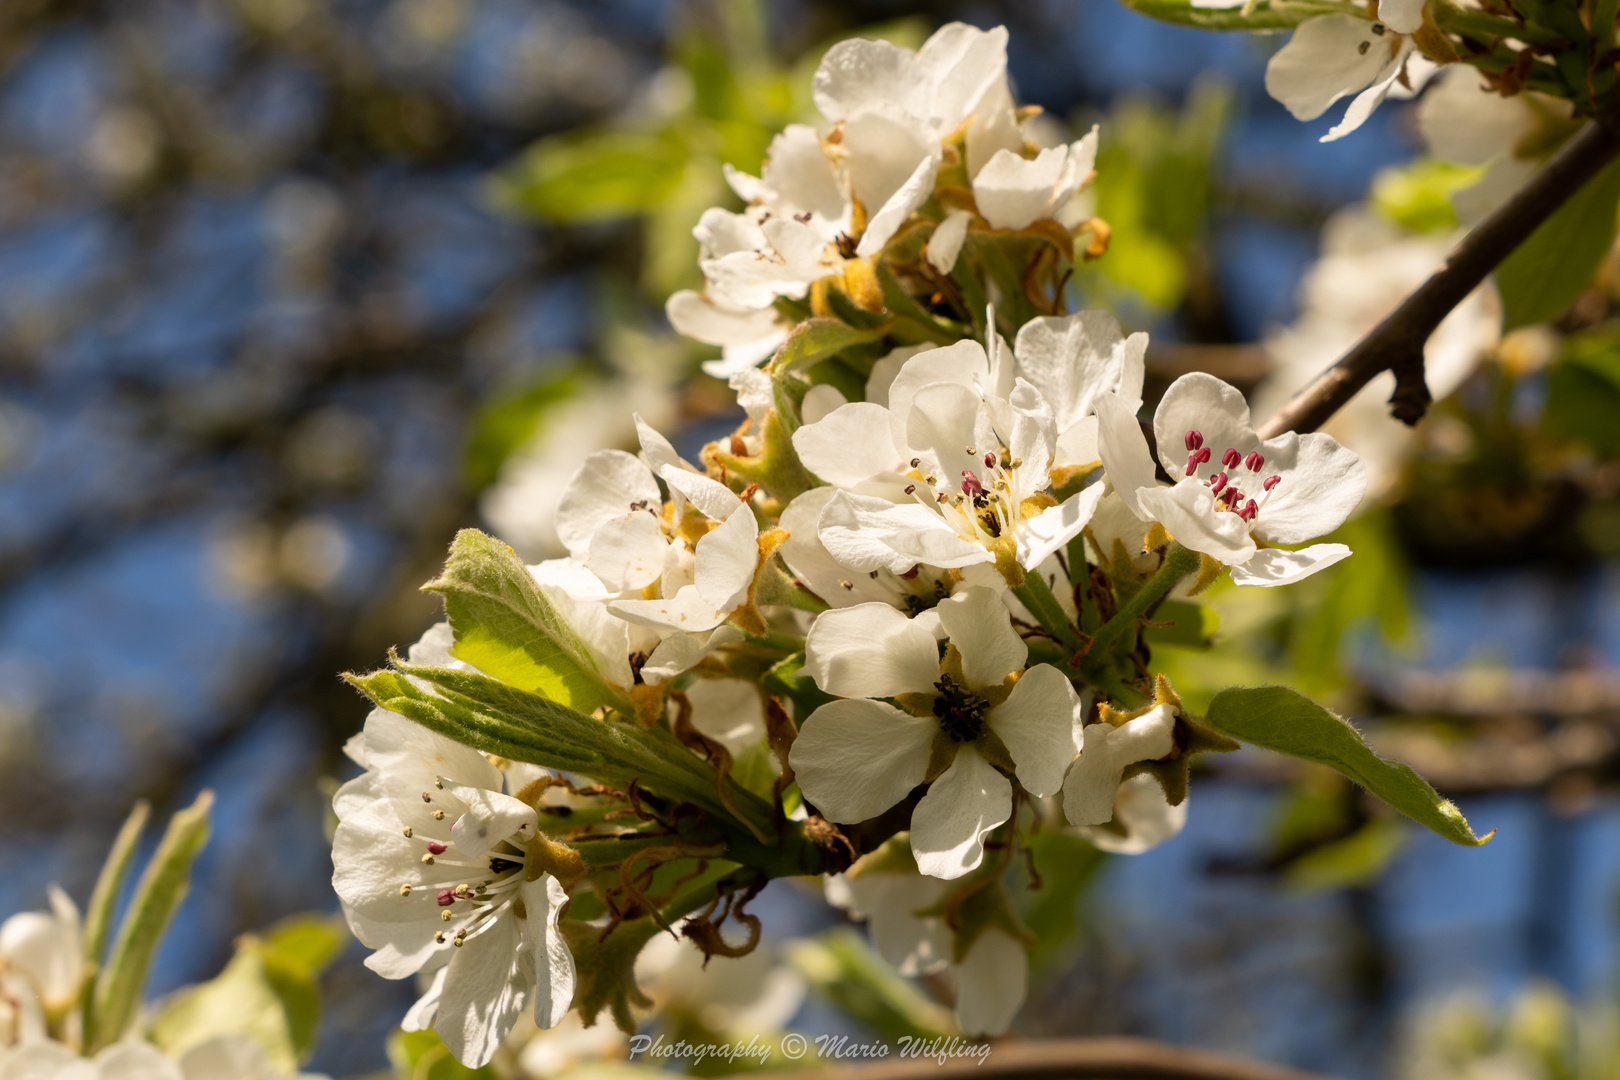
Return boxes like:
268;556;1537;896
789;587;1081;879
0;1036;329;1080
1074;774;1188;855
1062;704;1177;827
1096;372;1366;586
825;868;1027;1035
332;700;575;1067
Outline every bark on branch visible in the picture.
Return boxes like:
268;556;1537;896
1258;118;1620;440
741;1037;1337;1080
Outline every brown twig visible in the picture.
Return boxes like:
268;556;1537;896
1259;118;1620;439
740;1037;1337;1080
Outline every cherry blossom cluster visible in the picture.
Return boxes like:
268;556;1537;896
334;23;1368;1066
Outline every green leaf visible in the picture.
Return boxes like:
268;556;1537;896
768;317;890;373
82;800;150;967
787;929;956;1041
1202;687;1491;846
1497;145;1620;330
426;529;628;714
89;791;213;1051
389;1030;500;1080
1370;158;1484;234
149;917;344;1071
1144;600;1220;649
1119;0;1353;32
1545;332;1620;455
1283;818;1409;892
491;128;688;223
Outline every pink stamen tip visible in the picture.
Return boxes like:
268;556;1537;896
427;841;447;855
984;452;996;468
1197;447;1212;464
1245;452;1265;472
1221;486;1242;507
1184;457;1199;477
1209;472;1227;494
436;889;456;907
1185;430;1204;452
1222;448;1241;469
1263;475;1281;492
1241;500;1258;521
900;564;920;579
960;471;983;496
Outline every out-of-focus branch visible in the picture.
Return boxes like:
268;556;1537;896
745;1038;1337;1080
1259;118;1620;439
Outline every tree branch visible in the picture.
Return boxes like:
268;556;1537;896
1259;118;1620;440
748;1037;1337;1080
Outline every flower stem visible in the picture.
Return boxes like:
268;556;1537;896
1086;543;1201;659
1012;570;1085;652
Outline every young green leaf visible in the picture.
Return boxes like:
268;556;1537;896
1202;687;1491;846
89;790;213;1051
1119;0;1351;32
768;316;892;373
425;529;629;714
81;800;150;967
1497;147;1620;330
491;128;688;223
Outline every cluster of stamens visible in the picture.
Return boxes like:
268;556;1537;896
931;672;990;743
1184;431;1281;524
400;782;531;951
900;448;1024;543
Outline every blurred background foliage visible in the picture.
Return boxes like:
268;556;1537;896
7;0;1620;1077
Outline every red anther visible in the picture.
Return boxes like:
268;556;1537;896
436;889;456;907
1263;475;1281;492
899;565;920;579
960;471;984;496
984;452;997;469
1245;451;1265;472
1240;499;1258;521
1220;486;1242;507
427;841;447;855
1222;448;1241;469
1184;456;1199;477
1185;430;1204;452
1209;472;1228;494
1198;447;1213;464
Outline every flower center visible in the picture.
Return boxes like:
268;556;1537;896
931;673;989;743
1182;430;1283;525
401;792;531;950
902;448;1024;546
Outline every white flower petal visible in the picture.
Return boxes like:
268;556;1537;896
639;625;743;685
887;339;990;449
801;384;849;425
522;875;576;1030
402;968;447;1033
965;78;1021;179
761;124;848;226
910;747;1011;879
443;781;537;857
609;586;725;633
1229;543;1352;586
693;503;759;612
926;208;974;274
952;927;1027;1036
914;23;1008;131
1322;40;1414;143
1151;371;1257;480
684;678;767;756
790;699;938;823
812;38;920;122
659;464;744;522
830;873;951;976
1264;15;1392;122
907;381;994;495
435;911;528;1069
1249;432;1366;545
779;488;897;608
1136;482;1257;564
1062;705;1176;827
96;1041;184;1080
1377;0;1425;34
804;602;941;699
1013;311;1131;434
1094;392;1158;521
792;402;904;488
585;512;666;594
936;586;1026;690
857;150;939;257
988;664;1081;797
665;291;783;346
1016;482;1106;570
819;491;994;573
556;450;660;561
1078;774;1187;855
